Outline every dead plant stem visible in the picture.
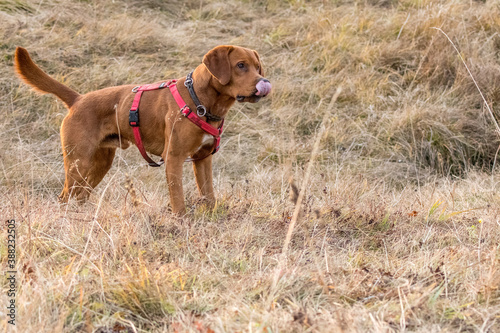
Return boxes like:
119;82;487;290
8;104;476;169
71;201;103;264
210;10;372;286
269;87;342;299
432;27;500;137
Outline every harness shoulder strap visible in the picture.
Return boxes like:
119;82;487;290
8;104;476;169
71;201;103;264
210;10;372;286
168;81;222;138
168;81;224;157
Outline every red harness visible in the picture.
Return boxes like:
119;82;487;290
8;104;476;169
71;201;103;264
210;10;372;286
128;80;224;167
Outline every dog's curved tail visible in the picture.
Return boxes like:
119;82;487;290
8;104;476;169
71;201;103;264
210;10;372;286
14;47;80;108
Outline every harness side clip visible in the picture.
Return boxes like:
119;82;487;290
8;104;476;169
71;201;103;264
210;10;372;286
129;110;140;126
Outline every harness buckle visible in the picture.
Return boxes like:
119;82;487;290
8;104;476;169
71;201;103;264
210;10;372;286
180;105;191;116
132;86;140;93
196;105;207;117
129;110;140;126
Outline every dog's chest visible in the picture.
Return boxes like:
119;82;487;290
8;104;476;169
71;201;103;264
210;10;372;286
197;134;214;151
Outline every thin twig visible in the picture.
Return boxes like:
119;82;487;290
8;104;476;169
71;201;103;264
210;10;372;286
268;87;342;300
397;13;411;40
432;27;500;137
281;88;342;257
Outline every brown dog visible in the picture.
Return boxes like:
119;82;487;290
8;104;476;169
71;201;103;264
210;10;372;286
14;45;271;215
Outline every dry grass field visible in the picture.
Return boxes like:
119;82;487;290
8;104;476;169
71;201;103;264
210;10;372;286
1;0;500;332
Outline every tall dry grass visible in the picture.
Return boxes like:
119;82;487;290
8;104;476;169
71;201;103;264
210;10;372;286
1;0;500;332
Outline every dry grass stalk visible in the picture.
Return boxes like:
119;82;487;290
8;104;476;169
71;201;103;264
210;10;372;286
432;27;500;138
270;87;342;298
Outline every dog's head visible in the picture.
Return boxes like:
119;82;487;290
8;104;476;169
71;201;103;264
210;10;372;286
203;45;271;103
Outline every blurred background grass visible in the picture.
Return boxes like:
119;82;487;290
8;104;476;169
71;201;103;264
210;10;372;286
2;0;500;185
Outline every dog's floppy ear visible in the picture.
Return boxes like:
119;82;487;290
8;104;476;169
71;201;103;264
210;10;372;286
253;50;264;77
203;45;234;85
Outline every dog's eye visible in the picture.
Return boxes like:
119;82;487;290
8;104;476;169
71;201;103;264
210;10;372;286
237;62;245;69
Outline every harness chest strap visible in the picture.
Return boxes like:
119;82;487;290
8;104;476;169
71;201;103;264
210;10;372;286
128;79;224;167
129;82;168;167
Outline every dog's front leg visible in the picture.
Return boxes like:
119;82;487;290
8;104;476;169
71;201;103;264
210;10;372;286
193;155;215;207
165;154;186;215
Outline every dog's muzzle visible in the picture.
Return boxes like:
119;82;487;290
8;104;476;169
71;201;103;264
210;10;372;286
236;79;272;102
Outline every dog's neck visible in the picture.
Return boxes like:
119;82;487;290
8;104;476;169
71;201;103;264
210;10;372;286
187;65;235;120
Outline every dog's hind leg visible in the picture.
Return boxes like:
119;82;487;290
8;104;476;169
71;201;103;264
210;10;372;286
59;151;96;203
59;147;116;203
87;147;116;189
58;114;103;203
